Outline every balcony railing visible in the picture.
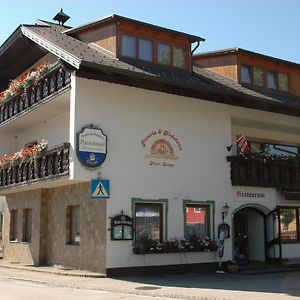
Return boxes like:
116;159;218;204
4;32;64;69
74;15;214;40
0;63;71;126
227;155;300;190
0;143;70;190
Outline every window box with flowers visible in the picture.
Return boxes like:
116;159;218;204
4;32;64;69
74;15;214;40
0;62;71;127
0;140;48;170
0;63;52;104
132;234;218;255
0;142;70;189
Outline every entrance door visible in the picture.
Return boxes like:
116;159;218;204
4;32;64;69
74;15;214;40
233;212;248;263
265;209;282;261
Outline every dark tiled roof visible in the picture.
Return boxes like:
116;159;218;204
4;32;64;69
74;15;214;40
194;47;300;68
194;66;300;107
21;24;300;116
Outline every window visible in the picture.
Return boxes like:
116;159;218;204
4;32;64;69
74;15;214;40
66;206;80;245
139;39;153;62
248;141;262;154
241;65;252;84
22;209;32;243
240;65;289;93
173;47;186;69
279;208;299;241
135;203;163;243
267;71;277;89
158;43;171;65
278;73;289;92
185;204;210;239
253;67;264;87
120;34;188;69
249;141;299;156
10;210;18;241
121;35;136;58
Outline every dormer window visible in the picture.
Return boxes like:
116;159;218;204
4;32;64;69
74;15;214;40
158;43;171;65
278;73;289;92
121;35;136;58
241;65;252;84
174;47;186;69
253;67;264;87
139;39;153;62
241;64;289;93
267;71;277;89
67;15;203;74
121;35;154;62
120;34;188;70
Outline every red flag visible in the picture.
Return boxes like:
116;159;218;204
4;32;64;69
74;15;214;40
236;135;249;154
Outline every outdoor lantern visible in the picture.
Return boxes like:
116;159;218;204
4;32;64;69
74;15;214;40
221;202;230;222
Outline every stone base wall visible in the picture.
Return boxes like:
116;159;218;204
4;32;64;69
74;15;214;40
3;190;42;265
2;182;107;274
46;182;106;273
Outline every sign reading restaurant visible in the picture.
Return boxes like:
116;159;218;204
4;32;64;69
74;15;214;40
77;125;107;168
233;187;274;202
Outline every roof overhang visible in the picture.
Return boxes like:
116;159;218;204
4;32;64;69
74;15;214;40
76;62;300;118
0;26;47;89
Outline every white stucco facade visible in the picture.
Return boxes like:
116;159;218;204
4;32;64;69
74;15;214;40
68;77;300;268
1;69;300;272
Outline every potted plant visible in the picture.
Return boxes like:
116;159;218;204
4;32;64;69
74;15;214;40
281;257;289;267
226;260;240;273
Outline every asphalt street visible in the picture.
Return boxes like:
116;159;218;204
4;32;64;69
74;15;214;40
0;263;300;300
0;278;170;300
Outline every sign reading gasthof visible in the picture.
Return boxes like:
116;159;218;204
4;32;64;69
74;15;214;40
77;125;107;168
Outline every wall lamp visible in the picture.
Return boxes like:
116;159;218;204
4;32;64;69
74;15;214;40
221;202;230;222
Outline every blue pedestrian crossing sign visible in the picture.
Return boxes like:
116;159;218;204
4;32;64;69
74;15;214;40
91;180;110;199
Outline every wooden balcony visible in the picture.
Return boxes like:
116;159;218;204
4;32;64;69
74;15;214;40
0;143;70;190
227;155;300;190
0;63;71;127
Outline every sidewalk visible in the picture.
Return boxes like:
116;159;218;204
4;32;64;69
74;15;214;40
0;260;300;300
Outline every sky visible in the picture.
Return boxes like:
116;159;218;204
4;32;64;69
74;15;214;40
1;0;300;63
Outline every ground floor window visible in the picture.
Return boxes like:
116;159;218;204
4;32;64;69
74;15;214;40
22;209;32;243
185;203;210;239
279;207;300;241
135;202;163;244
66;205;80;245
10;210;18;241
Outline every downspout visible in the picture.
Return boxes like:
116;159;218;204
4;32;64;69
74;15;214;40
192;41;200;54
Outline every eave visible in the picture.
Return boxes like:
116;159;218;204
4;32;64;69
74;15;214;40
0;26;47;90
77;62;300;118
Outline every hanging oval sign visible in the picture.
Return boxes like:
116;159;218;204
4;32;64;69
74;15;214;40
77;125;107;168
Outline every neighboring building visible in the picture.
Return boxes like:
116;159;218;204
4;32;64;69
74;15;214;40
0;13;299;275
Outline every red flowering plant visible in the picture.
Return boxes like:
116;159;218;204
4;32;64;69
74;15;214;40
0;63;51;103
0;140;48;169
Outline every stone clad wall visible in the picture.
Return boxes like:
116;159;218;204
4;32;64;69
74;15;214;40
46;182;107;273
3;190;42;265
2;182;107;274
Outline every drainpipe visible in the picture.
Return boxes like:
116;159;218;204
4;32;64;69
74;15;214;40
192;41;200;54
